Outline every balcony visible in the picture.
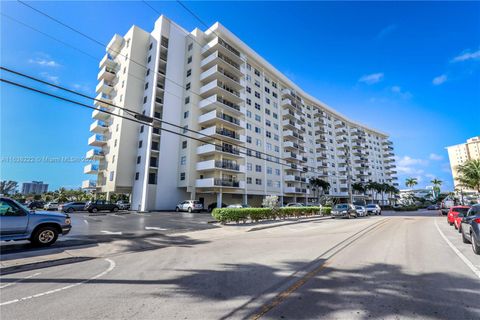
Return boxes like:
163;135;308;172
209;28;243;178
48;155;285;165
88;134;107;147
97;66;116;82
94;93;113;109
81;180;97;189
336;128;348;136
106;34;124;58
196;160;245;173
200;79;242;103
284;152;299;161
334;119;345;128
198;110;244;129
95;79;114;95
282;108;296;119
90;120;109;133
284;141;301;151
284;187;307;194
86;149;105;160
198;126;246;143
201;51;242;76
282;119;301;131
92;107;110;121
196;144;243;158
199;94;245;115
196;178;245;189
383;140;393;146
99;53;117;69
284;175;307;183
200;65;243;90
84;163;99;174
201;37;243;64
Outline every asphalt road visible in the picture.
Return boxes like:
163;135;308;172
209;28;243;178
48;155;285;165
0;211;217;254
1;210;479;319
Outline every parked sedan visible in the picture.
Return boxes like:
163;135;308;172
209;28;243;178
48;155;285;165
60;202;87;213
460;204;480;255
116;200;131;210
176;200;203;213
28;201;45;210
446;206;470;226
226;204;251;208
355;205;367;217
331;203;357;219
44;202;59;211
207;202;227;212
365;204;382;216
285;203;304;207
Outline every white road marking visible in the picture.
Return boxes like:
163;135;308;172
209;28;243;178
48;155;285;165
133;212;151;216
434;218;480;279
83;219;89;225
110;214;126;219
0;258;116;306
0;272;41;289
145;226;168;231
100;230;122;235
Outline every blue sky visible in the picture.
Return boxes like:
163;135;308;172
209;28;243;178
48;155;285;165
1;1;479;191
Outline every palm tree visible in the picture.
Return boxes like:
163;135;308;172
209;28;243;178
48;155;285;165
405;178;418;189
430;178;442;199
456;159;480;192
309;178;330;204
379;183;390;205
365;181;382;203
0;180;19;195
351;182;365;195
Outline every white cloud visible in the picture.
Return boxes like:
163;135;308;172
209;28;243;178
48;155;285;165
391;86;401;93
425;173;436;180
390;85;412;99
72;83;92;94
452;49;480;62
358;73;384;85
29;57;60;67
432;74;447;85
376;24;397;39
40;72;59;84
429;153;443;161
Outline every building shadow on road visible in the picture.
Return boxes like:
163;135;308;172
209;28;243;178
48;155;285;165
2;260;478;319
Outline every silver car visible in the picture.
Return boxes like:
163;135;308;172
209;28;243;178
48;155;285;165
365;204;382;215
355;205;367;217
175;200;203;213
331;204;357;219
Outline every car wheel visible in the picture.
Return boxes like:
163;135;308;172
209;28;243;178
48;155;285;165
112;207;119;212
175;207;180;212
462;230;470;244
458;225;462;233
92;208;98;213
472;232;480;255
67;208;74;213
32;226;58;246
188;207;192;213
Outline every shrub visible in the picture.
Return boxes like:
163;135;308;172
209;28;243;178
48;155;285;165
212;206;331;223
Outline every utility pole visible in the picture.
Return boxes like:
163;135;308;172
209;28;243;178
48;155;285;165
345;145;354;204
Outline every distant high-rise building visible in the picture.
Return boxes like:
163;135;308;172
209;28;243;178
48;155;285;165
83;15;398;211
22;181;48;194
446;136;480;192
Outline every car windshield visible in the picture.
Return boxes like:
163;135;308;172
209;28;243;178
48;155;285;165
11;199;30;212
193;201;201;205
366;205;376;208
452;208;470;214
334;204;348;210
355;206;363;209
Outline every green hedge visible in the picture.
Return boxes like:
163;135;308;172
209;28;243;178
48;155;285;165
212;206;331;224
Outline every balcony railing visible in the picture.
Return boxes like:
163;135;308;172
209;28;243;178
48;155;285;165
215;160;240;171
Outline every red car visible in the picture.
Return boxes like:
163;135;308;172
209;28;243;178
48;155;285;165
447;206;470;228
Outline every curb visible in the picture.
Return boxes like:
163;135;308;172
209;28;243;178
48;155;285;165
247;215;331;232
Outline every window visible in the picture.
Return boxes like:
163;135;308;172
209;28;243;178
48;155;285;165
275;181;281;188
140;125;144;133
143;96;148;104
246;123;252;130
186;82;191;90
273;113;278;119
110;171;115;182
255;127;261;134
247;63;252;70
254;69;260;76
145;82;149;90
255;178;262;185
247;177;252;184
255;114;261;122
135;172;139;180
254;80;260;88
274;134;279;141
137;156;141;164
147;56;152;63
188;43;193;51
255;103;261;110
149;172;157;184
247;163;252;171
179;173;185;181
256;165;262;172
149;43;153;50
274;146;279;152
266;142;272;151
246;86;251;93
187;56;192;63
186;69;191;77
267;180;273;187
265;87;270;94
256;139;262;147
183;126;188;133
184;111;189;119
272;82;277;88
246;75;251;82
275;168;280;175
266;120;271;127
180;156;186;165
182;141;187;149
267;167;273;174
185;96;190;104
246;98;252;106
266;131;271;138
272;92;278;98
114;139;117;147
265;98;270;104
247;136;252;143
247;110;252;118
255;151;261;158
255;92;260;98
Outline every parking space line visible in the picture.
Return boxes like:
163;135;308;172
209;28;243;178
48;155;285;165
0;272;41;289
0;259;115;306
100;230;122;235
434;218;480;279
145;226;168;231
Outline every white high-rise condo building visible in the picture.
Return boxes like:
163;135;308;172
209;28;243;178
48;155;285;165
83;15;398;211
446;136;480;192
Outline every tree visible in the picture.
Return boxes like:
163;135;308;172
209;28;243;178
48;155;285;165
0;180;19;195
351;182;365;195
365;181;382;203
456;159;480;192
379;183;390;205
309;178;330;205
405;178;418;189
430;178;442;199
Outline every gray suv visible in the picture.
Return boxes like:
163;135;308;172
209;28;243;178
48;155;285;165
460;204;480;255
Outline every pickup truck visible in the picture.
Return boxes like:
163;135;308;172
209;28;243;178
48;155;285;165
84;200;119;213
0;197;72;246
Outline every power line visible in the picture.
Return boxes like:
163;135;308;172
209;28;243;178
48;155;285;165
0;77;318;175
